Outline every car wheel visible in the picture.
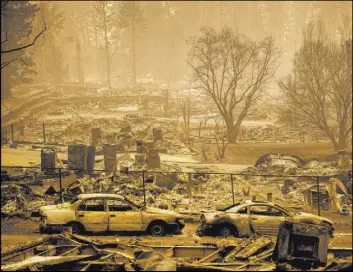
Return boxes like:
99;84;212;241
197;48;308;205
219;225;237;237
149;222;165;236
196;227;205;237
68;222;83;234
39;225;46;234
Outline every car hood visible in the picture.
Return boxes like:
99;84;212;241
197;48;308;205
40;203;72;213
144;207;181;217
293;212;334;225
202;212;227;223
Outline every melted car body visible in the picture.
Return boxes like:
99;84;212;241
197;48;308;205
39;193;184;236
197;200;334;237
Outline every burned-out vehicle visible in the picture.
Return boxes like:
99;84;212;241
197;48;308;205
39;193;185;236
197;200;334;237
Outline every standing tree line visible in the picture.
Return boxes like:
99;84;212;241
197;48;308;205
278;18;352;151
1;1;351;152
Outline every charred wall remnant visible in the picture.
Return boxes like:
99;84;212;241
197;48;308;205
147;150;160;169
86;146;96;174
41;147;57;171
103;144;117;171
91;128;101;146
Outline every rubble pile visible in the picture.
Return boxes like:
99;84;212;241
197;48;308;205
1;225;351;271
238;153;352;214
238;125;330;144
1;181;57;216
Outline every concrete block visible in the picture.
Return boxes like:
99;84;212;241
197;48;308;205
68;144;87;170
152;127;163;142
87;146;96;174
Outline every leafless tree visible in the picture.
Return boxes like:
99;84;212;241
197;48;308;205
279;19;352;151
211;117;228;160
176;90;200;137
187;27;281;143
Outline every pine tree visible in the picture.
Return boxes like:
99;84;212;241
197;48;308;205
1;1;42;98
95;1;116;88
117;1;146;86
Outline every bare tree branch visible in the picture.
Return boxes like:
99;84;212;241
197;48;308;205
1;0;9;9
187;27;281;143
1;58;27;70
1;10;46;54
279;20;352;150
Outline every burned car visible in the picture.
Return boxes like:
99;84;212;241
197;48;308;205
197;200;334;237
39;193;185;236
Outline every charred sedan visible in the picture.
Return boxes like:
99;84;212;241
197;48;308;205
197;200;334;237
39;193;185;236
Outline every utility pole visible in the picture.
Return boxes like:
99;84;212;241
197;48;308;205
76;40;84;85
131;18;136;86
102;4;111;88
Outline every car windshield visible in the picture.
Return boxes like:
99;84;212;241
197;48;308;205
124;197;141;209
273;204;295;216
69;198;79;204
219;203;241;212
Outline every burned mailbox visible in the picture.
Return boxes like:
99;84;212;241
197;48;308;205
272;222;329;266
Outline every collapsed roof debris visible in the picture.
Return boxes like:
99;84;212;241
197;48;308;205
1;228;351;271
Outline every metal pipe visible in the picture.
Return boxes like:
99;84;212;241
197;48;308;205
59;168;63;203
43;122;46;144
11;123;14;142
231;174;235;204
316;176;320;216
142;171;146;207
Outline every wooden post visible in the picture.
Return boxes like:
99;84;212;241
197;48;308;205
165;89;168;115
198;121;202;139
142;171;146;207
11;123;14;142
252;195;256;201
59;168;63;203
316;177;321;216
43;121;46;144
231;174;235;204
187;173;193;199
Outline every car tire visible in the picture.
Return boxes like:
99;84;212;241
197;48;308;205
219;225;237;237
149;222;165;236
39;225;46;234
68;222;83;234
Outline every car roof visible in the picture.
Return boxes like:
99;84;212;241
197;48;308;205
242;200;289;211
77;194;124;200
244;200;276;205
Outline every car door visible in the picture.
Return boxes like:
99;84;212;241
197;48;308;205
76;199;108;232
107;199;143;231
249;205;286;236
227;206;252;236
